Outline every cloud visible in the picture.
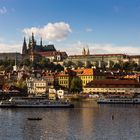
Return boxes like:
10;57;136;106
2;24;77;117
0;7;7;15
22;22;72;41
64;41;140;55
86;28;93;32
0;37;5;42
0;43;21;53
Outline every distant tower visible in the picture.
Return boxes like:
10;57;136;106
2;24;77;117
30;33;36;62
13;53;18;71
31;32;36;46
28;38;32;49
22;37;27;55
98;60;101;68
86;47;90;55
32;32;35;43
40;37;42;47
82;48;86;55
27;33;36;55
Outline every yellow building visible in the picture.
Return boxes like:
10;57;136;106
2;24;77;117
57;73;69;88
56;69;76;89
56;68;107;90
74;69;94;86
58;74;70;88
48;88;57;100
48;93;56;100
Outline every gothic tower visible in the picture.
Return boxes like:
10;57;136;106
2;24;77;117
40;37;42;47
82;47;86;55
22;37;27;55
86;47;90;55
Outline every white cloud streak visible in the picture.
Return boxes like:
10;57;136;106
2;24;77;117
0;43;21;53
65;41;140;55
0;7;7;15
86;28;93;32
22;22;72;41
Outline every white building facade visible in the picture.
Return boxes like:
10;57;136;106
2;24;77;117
26;78;48;96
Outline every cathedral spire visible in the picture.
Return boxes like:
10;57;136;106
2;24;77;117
82;47;86;55
22;37;27;55
31;32;36;46
86;47;90;55
32;32;34;42
40;37;42;46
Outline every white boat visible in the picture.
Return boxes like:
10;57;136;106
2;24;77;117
0;97;74;108
97;97;140;104
97;93;140;104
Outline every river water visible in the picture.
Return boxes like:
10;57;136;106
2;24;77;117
0;101;140;140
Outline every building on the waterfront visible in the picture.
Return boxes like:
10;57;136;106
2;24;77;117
129;55;140;65
83;79;140;94
65;48;140;68
57;89;65;99
56;68;107;90
73;68;94;86
22;33;67;62
48;88;57;100
56;69;76;89
26;77;48;96
42;71;56;89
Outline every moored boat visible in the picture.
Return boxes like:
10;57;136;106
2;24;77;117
97;93;140;104
97;97;140;104
0;97;74;108
27;117;42;120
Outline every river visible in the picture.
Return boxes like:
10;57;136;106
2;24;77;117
0;101;140;140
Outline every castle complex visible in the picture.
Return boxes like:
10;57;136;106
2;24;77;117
65;47;140;68
22;33;67;62
0;34;140;69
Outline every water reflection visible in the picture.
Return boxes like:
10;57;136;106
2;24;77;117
0;102;140;140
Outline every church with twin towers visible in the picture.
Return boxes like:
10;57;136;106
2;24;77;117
66;46;140;68
22;33;68;62
22;34;140;68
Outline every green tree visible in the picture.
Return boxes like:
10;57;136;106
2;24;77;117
77;61;84;68
101;61;107;70
55;64;64;72
0;65;4;71
85;61;93;68
108;60;114;69
123;62;133;71
70;77;83;93
113;63;121;70
22;59;31;66
39;57;47;66
131;61;138;71
16;79;27;92
64;61;76;68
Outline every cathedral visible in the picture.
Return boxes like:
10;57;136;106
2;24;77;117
22;33;67;62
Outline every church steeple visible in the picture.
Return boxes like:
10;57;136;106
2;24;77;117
40;37;42;46
30;32;36;46
32;32;34;42
86;47;90;55
22;37;27;55
82;47;86;55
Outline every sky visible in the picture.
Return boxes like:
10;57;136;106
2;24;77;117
0;0;140;55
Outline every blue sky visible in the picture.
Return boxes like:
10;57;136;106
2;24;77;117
0;0;140;55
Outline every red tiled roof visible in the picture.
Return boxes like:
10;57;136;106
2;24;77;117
85;79;140;88
74;68;94;76
69;54;127;57
38;51;57;57
129;55;140;58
